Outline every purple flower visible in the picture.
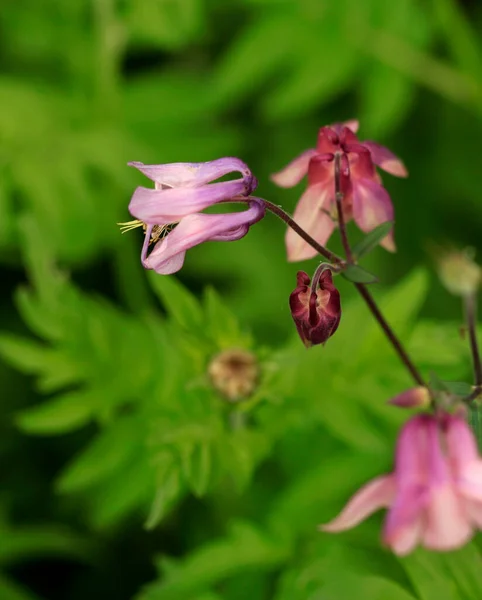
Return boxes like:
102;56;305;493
289;269;341;347
321;412;482;555
125;158;264;274
271;121;407;262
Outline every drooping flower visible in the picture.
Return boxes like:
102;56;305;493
123;158;264;274
321;411;482;555
271;121;407;262
289;269;341;347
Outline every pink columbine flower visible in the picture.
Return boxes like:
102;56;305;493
289;269;341;347
321;411;482;555
125;158;264;274
271;121;407;262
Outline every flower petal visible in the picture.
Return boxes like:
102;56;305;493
285;183;334;262
456;461;482;501
344;119;359;133
444;413;482;501
387;514;423;556
464;498;482;528
423;486;473;551
271;149;318;188
321;475;395;532
129;179;251;224
128;157;255;189
145;201;264;274
362;141;408;178
394;415;431;489
352;178;395;252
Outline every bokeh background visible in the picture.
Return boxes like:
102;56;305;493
1;0;482;599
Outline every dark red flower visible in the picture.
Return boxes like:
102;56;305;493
289;269;341;347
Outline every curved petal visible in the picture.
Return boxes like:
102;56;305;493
423;486;473;551
352;178;395;252
464;498;482;528
145;201;263;274
271;149;318;188
445;415;482;500
129;179;251;224
383;487;427;547
386;514;423;556
362;141;408;178
140;224;154;269
128;157;255;189
344;119;359;133
394;415;430;489
421;417;474;551
321;475;395;532
285;184;334;262
446;414;480;468
456;461;482;501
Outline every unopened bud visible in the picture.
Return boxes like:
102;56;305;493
388;386;431;409
208;349;259;402
289;269;341;348
437;249;481;297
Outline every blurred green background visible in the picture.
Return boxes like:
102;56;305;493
1;0;482;599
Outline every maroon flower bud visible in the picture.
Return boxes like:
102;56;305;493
289;269;341;347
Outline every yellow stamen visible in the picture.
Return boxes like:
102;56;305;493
150;224;175;244
117;219;145;234
117;220;176;244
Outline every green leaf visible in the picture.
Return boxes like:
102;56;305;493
440;543;482;600
56;417;140;493
315;574;417;600
148;272;203;330
400;550;461;600
183;442;212;497
0;525;92;565
441;381;473;396
468;404;482;452
429;374;472;397
341;264;379;284
0;575;38;600
16;391;96;435
137;521;290;600
145;457;182;530
351;222;394;260
204;286;251;348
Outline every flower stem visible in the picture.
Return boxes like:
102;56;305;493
354;283;426;387
334;153;354;263
465;293;482;387
333;153;426;388
261;199;343;264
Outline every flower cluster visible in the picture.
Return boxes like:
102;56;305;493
123;121;481;557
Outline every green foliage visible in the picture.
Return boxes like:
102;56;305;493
351;221;394;260
1;0;482;598
341;264;379;284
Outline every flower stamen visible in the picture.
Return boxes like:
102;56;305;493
117;219;145;234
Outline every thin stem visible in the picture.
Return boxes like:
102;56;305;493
333;152;426;388
310;263;338;294
261;198;343;264
355;283;426;387
465;293;482;387
334;153;354;263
